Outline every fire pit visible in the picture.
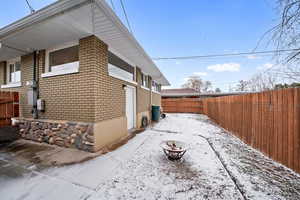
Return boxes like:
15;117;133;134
160;140;188;160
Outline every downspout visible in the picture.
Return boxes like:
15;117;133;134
32;51;38;119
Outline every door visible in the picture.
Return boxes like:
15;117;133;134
125;86;135;130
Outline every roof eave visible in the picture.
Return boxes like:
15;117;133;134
0;0;91;40
94;0;170;86
0;0;170;86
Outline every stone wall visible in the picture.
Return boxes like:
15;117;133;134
17;119;95;152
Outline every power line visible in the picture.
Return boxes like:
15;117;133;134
119;0;133;34
152;48;300;60
25;0;35;13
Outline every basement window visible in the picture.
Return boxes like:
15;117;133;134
42;41;79;78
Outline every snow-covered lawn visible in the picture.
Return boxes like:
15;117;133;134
1;114;300;200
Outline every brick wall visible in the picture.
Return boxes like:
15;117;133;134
0;36;99;122
152;92;161;106
92;36;136;122
37;37;98;122
135;67;151;113
137;87;151;113
0;35;155;124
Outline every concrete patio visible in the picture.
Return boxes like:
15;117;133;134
1;114;300;200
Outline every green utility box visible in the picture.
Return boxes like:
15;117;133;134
152;105;160;121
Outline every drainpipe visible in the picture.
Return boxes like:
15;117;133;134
32;51;38;119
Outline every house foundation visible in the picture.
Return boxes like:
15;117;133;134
16;118;95;152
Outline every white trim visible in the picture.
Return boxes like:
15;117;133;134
108;63;137;85
41;63;79;78
152;90;161;95
45;41;79;73
1;82;21;88
109;73;137;85
141;86;150;91
0;0;89;39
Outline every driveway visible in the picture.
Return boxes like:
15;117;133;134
1;114;300;200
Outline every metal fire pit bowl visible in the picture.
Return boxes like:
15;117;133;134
160;140;188;161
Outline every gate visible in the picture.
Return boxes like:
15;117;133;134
0;91;19;127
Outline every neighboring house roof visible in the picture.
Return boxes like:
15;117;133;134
162;88;199;94
161;88;247;97
0;0;169;86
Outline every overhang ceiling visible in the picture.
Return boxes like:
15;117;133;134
0;0;169;85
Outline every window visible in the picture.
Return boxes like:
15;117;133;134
108;51;134;74
1;58;22;88
8;60;21;83
43;42;79;78
152;81;161;92
141;73;148;88
107;51;136;84
108;64;135;84
49;45;79;72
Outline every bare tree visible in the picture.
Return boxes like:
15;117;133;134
182;76;212;93
236;80;249;92
202;81;212;92
215;88;222;93
182;76;203;92
271;0;300;81
246;72;279;92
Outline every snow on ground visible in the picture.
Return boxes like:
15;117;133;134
205;122;300;199
90;130;241;199
1;113;300;200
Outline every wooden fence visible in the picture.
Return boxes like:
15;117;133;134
162;98;203;113
0;91;19;127
202;88;300;173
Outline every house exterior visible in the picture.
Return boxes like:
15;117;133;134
0;0;169;152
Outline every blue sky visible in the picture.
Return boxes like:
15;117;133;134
0;0;279;91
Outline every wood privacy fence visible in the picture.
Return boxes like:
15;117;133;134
0;91;19;127
202;88;300;173
162;98;203;113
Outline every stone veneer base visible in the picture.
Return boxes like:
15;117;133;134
15;118;95;152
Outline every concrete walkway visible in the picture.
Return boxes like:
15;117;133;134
1;114;300;199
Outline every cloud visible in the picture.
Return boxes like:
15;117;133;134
247;55;261;60
257;63;273;70
175;61;181;65
183;77;190;82
193;72;208;76
207;63;240;72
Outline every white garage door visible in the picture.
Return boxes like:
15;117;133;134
125;86;135;130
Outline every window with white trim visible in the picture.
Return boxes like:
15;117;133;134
152;81;161;92
49;45;79;72
141;73;148;88
43;42;79;77
7;59;21;83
